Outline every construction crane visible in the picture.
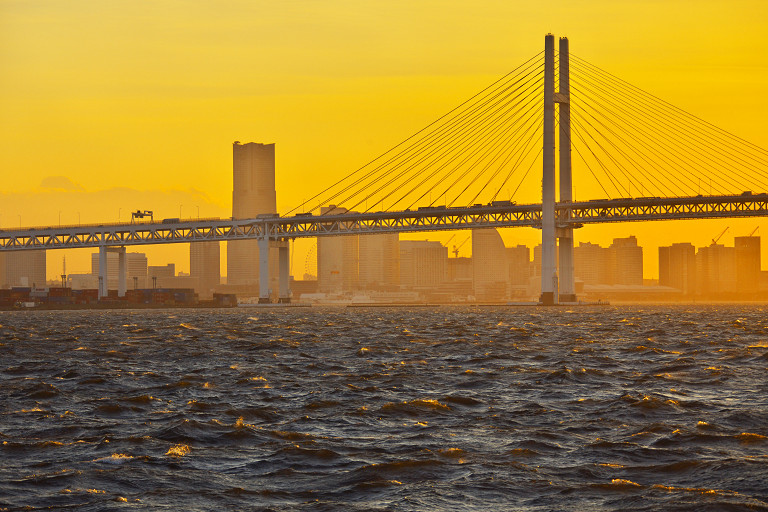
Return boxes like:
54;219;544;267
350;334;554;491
748;226;759;237
452;236;470;258
712;226;729;245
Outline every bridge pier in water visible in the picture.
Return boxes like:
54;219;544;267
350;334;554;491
258;237;291;304
97;245;128;299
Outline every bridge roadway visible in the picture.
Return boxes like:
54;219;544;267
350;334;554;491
1;193;767;252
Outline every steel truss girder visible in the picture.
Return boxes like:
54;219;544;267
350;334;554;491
0;194;766;252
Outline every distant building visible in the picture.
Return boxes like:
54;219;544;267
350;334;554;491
659;243;696;295
359;234;400;290
0;250;46;288
148;264;175;279
190;242;221;299
472;228;509;301
227;142;278;287
574;242;608;285
696;243;736;295
735;236;760;295
609;236;643;285
91;252;148;290
507;245;530;286
400;240;447;289
317;205;359;294
507;244;531;298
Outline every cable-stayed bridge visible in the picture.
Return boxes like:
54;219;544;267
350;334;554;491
2;35;768;303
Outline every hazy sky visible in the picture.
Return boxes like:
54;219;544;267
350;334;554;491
2;0;768;278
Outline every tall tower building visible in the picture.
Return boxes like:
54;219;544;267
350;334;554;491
227;142;278;287
191;242;221;299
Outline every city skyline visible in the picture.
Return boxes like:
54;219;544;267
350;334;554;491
2;1;768;284
7;229;764;304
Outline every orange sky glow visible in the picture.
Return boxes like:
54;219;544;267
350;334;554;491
2;0;768;279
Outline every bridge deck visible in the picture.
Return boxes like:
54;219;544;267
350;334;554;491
0;194;766;251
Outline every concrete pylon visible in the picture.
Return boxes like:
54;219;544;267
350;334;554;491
278;243;290;303
98;245;108;299
557;37;576;303
258;237;270;303
540;34;557;305
117;247;127;297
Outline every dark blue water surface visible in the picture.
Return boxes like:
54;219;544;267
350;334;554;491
1;305;767;511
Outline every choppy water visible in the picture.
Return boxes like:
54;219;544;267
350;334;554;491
1;305;768;511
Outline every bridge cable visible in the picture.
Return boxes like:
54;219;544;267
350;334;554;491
284;52;544;215
570;61;768;195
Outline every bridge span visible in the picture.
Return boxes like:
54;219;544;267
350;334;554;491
1;194;767;253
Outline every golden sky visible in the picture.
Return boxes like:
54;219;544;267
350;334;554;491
2;0;768;279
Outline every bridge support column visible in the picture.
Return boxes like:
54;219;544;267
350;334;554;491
98;245;108;299
258;237;271;303
278;242;290;303
540;33;557;306
117;247;127;298
557;36;577;303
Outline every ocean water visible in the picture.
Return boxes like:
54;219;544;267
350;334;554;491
1;305;767;511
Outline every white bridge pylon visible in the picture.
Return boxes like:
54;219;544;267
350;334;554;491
541;33;576;305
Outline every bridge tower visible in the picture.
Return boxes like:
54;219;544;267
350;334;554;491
557;36;576;303
540;34;576;305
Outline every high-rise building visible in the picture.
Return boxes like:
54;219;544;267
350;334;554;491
0;250;46;288
507;244;531;298
574;242;608;285
735;236;761;295
507;245;530;286
472;228;509;301
659;243;696;294
91;252;148;290
227;142;278;287
317;206;359;294
400;240;447;289
191;242;221;299
359;234;399;290
696;243;736;295
609;236;643;285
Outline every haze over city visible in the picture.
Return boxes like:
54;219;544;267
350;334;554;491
2;0;768;289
